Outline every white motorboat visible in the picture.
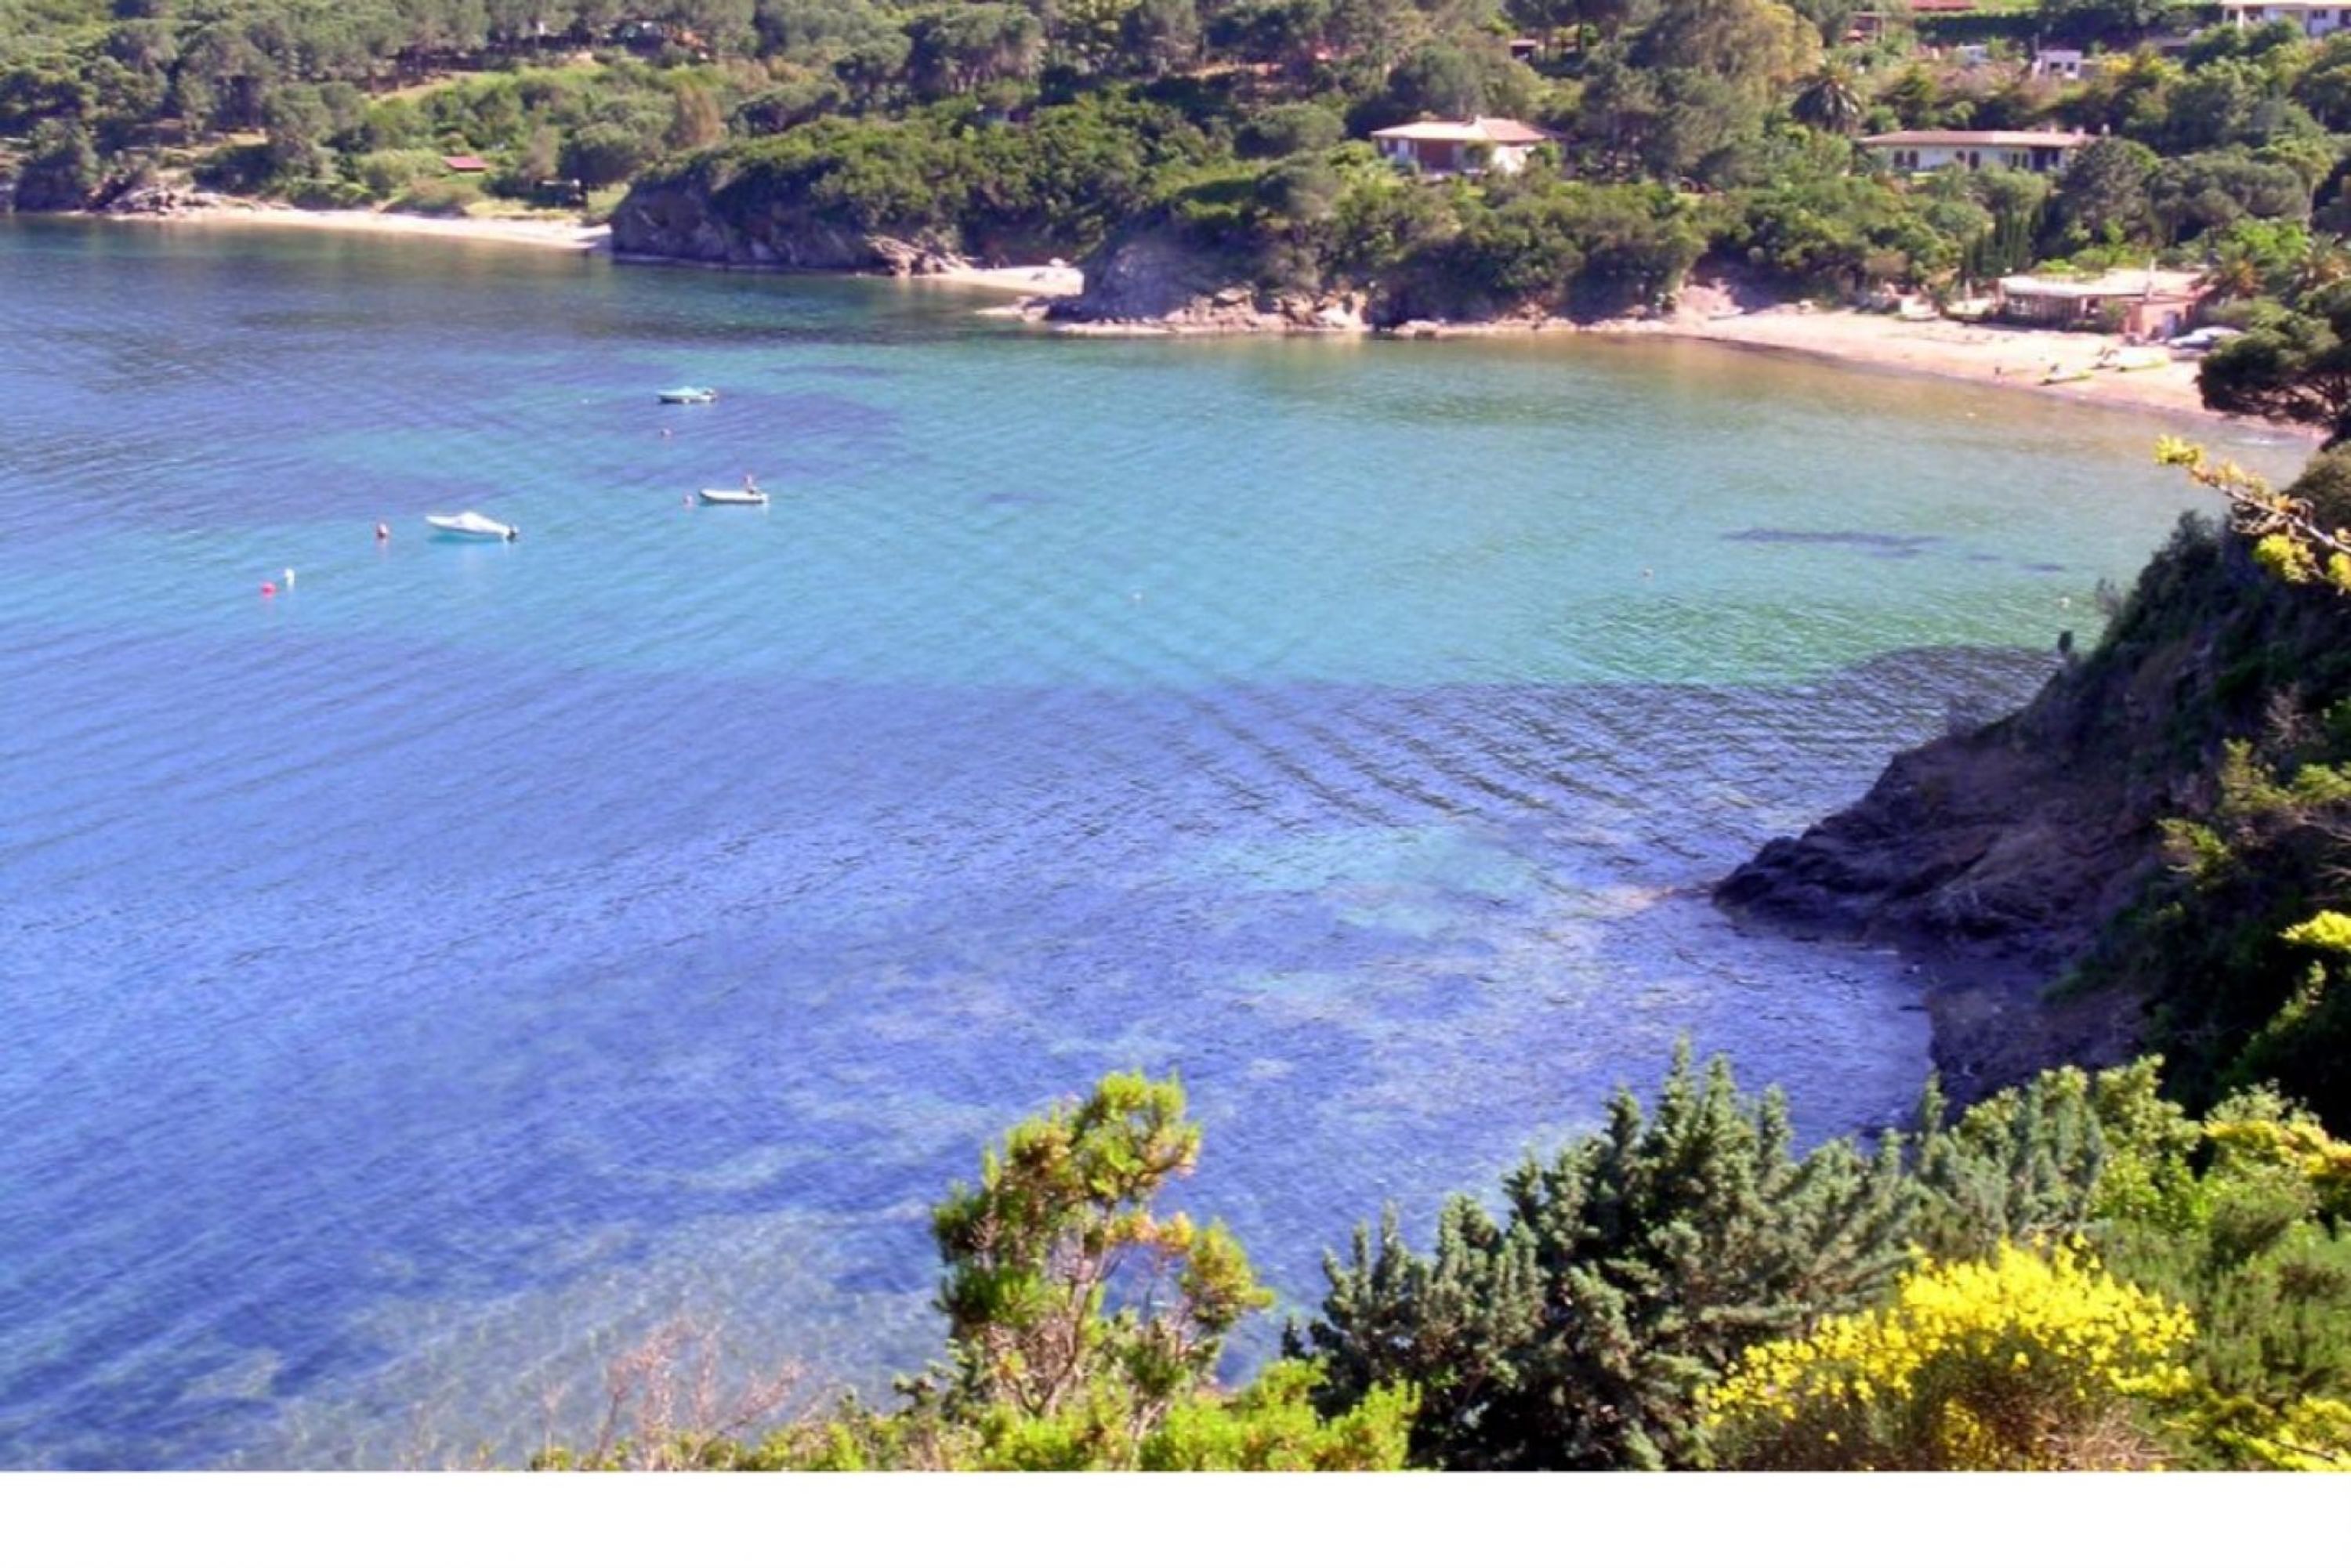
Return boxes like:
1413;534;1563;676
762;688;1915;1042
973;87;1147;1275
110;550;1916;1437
427;510;519;541
697;487;768;506
658;386;718;404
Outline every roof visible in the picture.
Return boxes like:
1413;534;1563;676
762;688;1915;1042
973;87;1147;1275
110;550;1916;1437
1998;268;2207;300
1906;0;1978;11
1371;118;1553;146
2220;0;2342;8
1860;129;2095;149
442;155;490;172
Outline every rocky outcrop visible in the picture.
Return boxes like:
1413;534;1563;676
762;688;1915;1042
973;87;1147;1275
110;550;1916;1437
1046;223;1365;334
100;181;230;217
609;169;962;272
1718;523;2349;1101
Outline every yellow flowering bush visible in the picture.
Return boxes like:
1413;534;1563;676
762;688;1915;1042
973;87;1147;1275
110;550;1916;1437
1704;1244;2193;1471
2204;1115;2351;1221
2227;1398;2351;1472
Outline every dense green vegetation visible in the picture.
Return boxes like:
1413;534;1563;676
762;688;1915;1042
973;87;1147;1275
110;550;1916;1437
15;0;2351;317
531;1053;2349;1471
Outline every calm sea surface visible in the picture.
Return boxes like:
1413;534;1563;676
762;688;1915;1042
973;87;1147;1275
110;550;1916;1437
0;219;2295;1467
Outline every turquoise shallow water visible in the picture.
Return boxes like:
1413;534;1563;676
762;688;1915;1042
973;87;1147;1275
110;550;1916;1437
0;219;2299;1467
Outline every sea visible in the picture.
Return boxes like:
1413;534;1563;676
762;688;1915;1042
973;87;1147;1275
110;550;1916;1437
0;217;2298;1467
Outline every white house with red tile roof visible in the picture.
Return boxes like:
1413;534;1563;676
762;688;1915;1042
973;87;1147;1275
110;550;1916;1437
1370;118;1554;178
1859;129;2096;175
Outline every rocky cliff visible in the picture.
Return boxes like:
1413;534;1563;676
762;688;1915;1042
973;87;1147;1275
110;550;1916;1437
1041;222;1364;333
610;165;962;273
1719;516;2351;1103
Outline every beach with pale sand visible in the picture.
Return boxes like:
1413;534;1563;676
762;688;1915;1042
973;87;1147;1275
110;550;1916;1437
102;200;609;251
1592;281;2246;426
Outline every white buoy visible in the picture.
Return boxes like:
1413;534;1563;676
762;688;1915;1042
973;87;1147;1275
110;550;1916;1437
282;568;296;588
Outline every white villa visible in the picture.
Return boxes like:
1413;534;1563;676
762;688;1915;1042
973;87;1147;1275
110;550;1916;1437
2031;48;2087;81
1859;129;2096;174
1369;118;1553;178
2217;1;2351;38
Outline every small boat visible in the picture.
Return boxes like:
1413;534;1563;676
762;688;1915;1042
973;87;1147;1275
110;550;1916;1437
427;510;519;541
697;487;768;506
657;386;718;404
2039;368;2094;386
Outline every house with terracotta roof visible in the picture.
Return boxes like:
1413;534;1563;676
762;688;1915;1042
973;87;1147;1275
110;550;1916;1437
1859;129;2096;175
1370;118;1554;178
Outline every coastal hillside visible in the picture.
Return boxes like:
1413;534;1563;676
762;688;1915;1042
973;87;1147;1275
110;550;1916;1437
1722;451;2351;1127
24;0;2351;337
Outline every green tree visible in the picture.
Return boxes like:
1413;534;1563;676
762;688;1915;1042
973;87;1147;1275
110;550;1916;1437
2201;285;2351;446
931;1070;1271;1426
1791;60;1864;136
2050;136;2160;249
1291;1048;1917;1469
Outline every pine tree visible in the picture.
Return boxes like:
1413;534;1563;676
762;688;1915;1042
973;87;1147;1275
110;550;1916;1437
1290;1048;1917;1469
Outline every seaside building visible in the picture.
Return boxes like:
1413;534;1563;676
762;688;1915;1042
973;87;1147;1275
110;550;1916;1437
2215;0;2351;38
1369;118;1554;179
1859;129;2096;175
2031;48;2088;80
1994;269;2208;339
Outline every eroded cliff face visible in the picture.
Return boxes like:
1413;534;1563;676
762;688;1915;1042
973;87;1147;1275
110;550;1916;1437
610;168;961;272
1719;522;2349;1102
1045;223;1364;333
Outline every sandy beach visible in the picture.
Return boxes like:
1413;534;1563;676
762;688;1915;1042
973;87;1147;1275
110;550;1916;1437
915;260;1085;296
102;200;609;252
1587;283;2261;427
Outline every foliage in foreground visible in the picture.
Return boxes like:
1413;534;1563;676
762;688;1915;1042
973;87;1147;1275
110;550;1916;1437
535;1070;1415;1472
1292;1054;2351;1471
1704;1243;2194;1470
530;1046;2348;1472
1289;1048;1918;1470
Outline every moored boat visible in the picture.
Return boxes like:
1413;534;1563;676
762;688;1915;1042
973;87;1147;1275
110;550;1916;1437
697;487;767;506
427;510;520;541
658;386;718;404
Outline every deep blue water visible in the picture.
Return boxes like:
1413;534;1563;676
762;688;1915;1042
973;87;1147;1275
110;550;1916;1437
0;219;2298;1466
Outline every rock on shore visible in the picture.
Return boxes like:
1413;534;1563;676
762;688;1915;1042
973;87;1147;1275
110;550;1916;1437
1717;523;2345;1102
1040;223;1364;334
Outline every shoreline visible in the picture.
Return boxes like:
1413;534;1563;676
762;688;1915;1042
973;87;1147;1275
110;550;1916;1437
1035;281;2313;437
91;201;608;252
54;205;2313;436
1582;288;2266;430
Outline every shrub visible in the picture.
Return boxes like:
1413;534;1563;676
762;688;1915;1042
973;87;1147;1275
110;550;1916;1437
1291;1048;1918;1470
1705;1244;2195;1470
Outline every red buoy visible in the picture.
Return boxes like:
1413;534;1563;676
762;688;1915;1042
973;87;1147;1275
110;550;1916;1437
260;581;277;597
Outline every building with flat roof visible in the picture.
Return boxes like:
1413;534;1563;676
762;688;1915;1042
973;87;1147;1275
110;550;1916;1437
1859;129;2096;175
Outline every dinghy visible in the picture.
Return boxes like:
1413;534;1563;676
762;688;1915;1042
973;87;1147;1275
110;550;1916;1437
697;487;768;507
427;510;519;541
658;386;718;404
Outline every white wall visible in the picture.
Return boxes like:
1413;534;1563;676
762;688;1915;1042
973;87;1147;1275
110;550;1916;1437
2221;4;2351;38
